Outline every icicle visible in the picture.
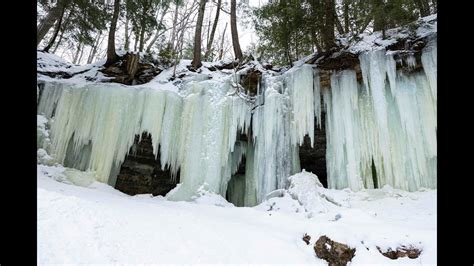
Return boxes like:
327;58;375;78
324;70;363;190
41;77;254;201
313;68;322;129
421;39;437;113
285;64;315;147
325;44;436;192
37;82;64;119
385;53;397;96
404;53;417;70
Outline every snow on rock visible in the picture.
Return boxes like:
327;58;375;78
37;164;96;187
253;191;306;216
347;14;437;54
287;170;348;216
37;51;73;72
190;184;235;207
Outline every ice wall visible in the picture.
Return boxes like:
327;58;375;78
37;64;316;205
324;40;437;191
38;41;436;205
37;79;252;202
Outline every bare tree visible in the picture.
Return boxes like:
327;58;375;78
52;7;74;54
169;0;181;49
43;3;68;52
124;12;130;51
343;0;349;33
204;0;221;61
230;0;243;60
105;0;121;66
37;0;71;47
218;22;228;60
146;3;171;53
72;42;83;64
191;0;207;69
87;31;105;64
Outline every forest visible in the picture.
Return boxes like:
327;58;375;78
37;0;437;66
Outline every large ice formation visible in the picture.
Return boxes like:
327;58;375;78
324;40;437;191
37;40;436;205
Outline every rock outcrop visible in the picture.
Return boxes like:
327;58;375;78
314;235;356;266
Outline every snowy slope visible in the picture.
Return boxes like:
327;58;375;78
38;166;436;265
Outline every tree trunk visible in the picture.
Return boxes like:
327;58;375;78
321;0;336;51
146;4;170;53
125;53;140;83
204;0;221;61
124;14;130;51
73;42;83;64
230;0;243;60
87;31;103;64
77;44;86;64
219;22;228;60
134;31;139;51
52;6;73;54
52;27;65;53
343;0;349;33
358;14;373;34
191;0;207;69
414;0;429;17
334;11;345;34
37;0;71;47
43;4;67;52
286;42;293;67
105;0;121;66
311;28;322;52
372;0;385;31
139;25;146;52
205;6;213;49
169;0;180;49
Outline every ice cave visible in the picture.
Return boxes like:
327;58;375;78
37;39;437;207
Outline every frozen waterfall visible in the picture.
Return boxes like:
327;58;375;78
324;40;437;191
37;41;436;205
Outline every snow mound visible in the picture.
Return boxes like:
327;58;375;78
254;191;306;216
37;51;73;72
190;184;235;207
255;170;351;217
37;164;95;188
287;170;349;216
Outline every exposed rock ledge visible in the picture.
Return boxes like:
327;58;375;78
305;14;437;87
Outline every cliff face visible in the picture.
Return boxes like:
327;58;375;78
115;133;179;196
304;14;437;88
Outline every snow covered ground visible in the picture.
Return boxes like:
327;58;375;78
38;166;436;265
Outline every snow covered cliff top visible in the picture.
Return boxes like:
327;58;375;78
346;14;437;54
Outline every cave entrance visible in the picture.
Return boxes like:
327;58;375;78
225;135;248;207
298;112;328;188
114;132;180;196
